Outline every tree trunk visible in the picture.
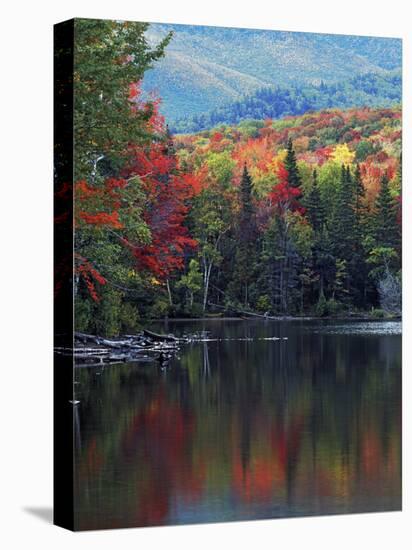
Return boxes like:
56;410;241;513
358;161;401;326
301;283;304;313
166;278;173;307
203;261;212;313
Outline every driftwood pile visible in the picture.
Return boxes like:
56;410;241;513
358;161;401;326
55;329;188;367
55;328;289;367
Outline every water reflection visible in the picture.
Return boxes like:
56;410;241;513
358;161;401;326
74;320;401;530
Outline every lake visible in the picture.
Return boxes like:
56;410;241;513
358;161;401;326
73;319;401;530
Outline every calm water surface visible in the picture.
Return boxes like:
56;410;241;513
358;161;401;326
74;319;401;530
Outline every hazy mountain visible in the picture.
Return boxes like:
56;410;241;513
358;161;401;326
171;72;402;133
142;23;402;122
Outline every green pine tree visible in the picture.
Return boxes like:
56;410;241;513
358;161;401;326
350;164;368;307
330;165;355;261
327;165;357;303
233;164;257;306
306;169;325;232
239;163;254;222
374;174;399;250
284;138;301;188
353;164;365;222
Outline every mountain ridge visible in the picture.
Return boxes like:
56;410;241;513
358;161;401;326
171;72;401;133
142;23;402;121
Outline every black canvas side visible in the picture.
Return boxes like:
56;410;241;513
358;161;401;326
53;18;75;532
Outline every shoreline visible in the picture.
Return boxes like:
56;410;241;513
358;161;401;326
147;315;402;323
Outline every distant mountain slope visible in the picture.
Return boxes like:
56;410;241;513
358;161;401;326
144;51;271;125
171;72;402;133
142;23;402;121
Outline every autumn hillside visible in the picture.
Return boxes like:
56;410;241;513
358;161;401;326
175;106;401;203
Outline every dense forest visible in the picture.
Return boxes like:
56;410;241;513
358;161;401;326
171;73;402;133
65;20;402;337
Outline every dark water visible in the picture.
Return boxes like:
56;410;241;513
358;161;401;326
73;320;401;530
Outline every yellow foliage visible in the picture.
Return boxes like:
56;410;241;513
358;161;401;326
276;149;287;163
267;150;287;173
331;143;355;166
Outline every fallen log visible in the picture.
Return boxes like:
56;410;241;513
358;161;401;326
56;347;110;356
98;338;141;349
208;302;293;320
75;332;100;344
143;329;179;342
69;329;183;366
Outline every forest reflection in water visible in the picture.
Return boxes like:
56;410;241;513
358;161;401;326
74;320;401;530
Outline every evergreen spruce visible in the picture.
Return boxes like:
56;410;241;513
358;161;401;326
239;163;254;222
374;173;399;250
233;164;257;306
307;170;325;232
351;164;368;307
353;164;365;220
284;139;301;188
307;170;332;302
331;165;355;261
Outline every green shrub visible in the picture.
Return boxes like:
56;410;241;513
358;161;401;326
315;292;328;317
94;289;123;337
371;308;386;319
256;294;271;313
119;302;140;333
326;299;343;315
148;297;170;319
185;303;203;318
74;297;92;332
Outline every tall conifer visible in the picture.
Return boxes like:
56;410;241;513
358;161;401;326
374;174;399;250
307;169;325;232
284;138;301;188
233;164;257;305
